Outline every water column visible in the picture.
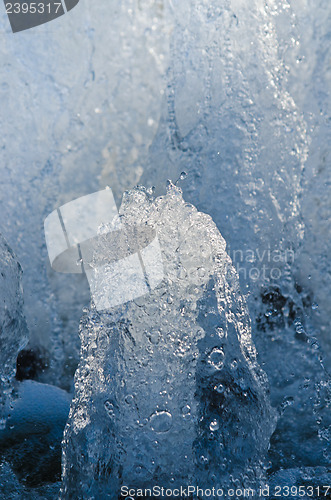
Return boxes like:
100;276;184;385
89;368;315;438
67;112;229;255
61;186;274;498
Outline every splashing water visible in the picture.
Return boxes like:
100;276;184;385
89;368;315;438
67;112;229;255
61;185;275;498
0;0;330;497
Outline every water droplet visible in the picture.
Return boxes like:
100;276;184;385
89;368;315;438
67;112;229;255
180;171;187;180
150;410;173;433
231;359;238;370
208;347;225;370
209;419;219;432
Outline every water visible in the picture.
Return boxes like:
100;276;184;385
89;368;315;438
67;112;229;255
0;234;28;428
61;185;275;498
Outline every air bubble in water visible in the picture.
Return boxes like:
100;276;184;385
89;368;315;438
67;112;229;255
216;327;225;338
125;395;134;405
150;410;173;433
209;419;219;432
208;347;225;370
104;401;115;419
182;404;191;416
147;329;161;344
214;383;225;394
231;359;238;370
